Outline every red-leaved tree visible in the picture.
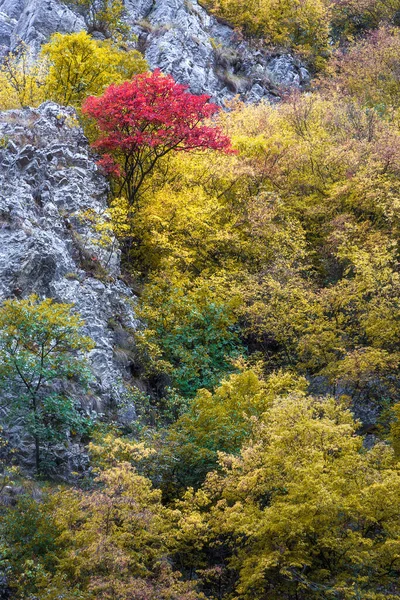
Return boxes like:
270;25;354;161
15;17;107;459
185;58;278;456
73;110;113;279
82;69;234;206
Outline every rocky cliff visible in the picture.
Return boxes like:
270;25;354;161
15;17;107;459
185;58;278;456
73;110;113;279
0;102;139;421
0;0;310;103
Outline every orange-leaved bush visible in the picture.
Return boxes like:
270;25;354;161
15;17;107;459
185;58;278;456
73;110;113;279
82;69;235;206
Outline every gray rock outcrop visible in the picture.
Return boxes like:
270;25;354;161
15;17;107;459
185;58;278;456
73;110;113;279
129;0;310;103
0;101;139;417
0;0;84;56
0;0;310;103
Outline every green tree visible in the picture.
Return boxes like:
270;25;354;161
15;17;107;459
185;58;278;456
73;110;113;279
136;276;244;398
0;295;94;473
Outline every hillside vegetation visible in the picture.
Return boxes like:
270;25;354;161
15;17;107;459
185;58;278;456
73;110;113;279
0;2;400;599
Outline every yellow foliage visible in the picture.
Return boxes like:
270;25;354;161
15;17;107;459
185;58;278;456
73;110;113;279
0;32;147;112
0;43;46;110
89;430;156;470
150;369;309;495
202;0;330;67
177;394;400;599
136;273;244;396
2;17;400;600
391;403;400;457
324;26;400;121
330;0;400;40
117;90;400;404
0;294;93;350
64;0;130;39
41;31;147;107
38;464;200;599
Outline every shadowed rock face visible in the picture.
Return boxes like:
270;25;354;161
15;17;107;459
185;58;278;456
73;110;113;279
0;102;139;417
0;0;310;103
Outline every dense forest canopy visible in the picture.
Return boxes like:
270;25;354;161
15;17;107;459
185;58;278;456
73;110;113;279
0;1;400;599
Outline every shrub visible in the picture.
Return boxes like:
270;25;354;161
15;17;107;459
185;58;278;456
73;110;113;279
330;0;400;40
201;0;330;68
136;276;244;398
63;0;129;38
0;295;94;473
324;26;400;119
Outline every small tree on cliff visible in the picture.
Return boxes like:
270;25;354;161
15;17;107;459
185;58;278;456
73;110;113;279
82;69;234;207
0;296;94;474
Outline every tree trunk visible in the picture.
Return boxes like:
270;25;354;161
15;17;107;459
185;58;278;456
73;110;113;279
32;395;40;473
34;434;40;473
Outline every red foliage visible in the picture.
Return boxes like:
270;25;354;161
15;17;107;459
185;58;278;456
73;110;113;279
83;69;234;205
97;153;122;178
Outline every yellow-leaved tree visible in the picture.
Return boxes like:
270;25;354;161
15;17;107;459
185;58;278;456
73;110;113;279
63;0;129;39
41;464;200;600
324;26;400;122
41;31;147;108
0;464;201;599
0;42;47;110
176;393;400;599
0;32;147;111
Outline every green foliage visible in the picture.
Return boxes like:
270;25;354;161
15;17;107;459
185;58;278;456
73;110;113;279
136;276;244;397
0;295;94;473
214;94;400;406
0;426;19;498
2;15;400;600
122;85;400;408
0;494;60;597
202;0;400;66
390;402;400;457
330;0;400;40
3;394;400;600
1;467;200;600
146;369;308;496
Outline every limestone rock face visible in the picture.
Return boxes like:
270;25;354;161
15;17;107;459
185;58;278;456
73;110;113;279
0;0;84;56
0;102;139;416
129;0;310;103
0;0;310;102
